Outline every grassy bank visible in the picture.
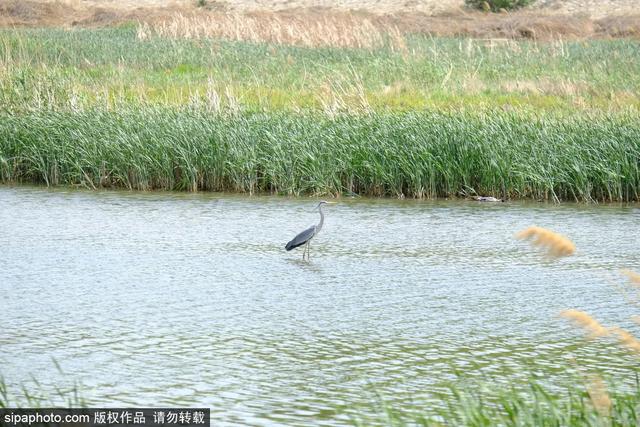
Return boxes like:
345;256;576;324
1;108;639;201
1;27;639;200
1;27;639;112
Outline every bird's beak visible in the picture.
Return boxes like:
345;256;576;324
311;201;336;211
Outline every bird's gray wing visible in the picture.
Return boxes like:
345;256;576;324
285;225;316;251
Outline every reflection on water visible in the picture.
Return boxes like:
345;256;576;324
1;186;639;425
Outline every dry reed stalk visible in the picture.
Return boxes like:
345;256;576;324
621;269;640;286
516;226;576;257
560;309;609;338
562;309;640;356
585;375;612;416
609;327;640;354
137;12;406;50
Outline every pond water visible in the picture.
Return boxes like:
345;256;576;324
1;186;639;425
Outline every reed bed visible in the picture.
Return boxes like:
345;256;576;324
0;108;638;201
137;13;407;50
0;28;639;201
2;28;639;113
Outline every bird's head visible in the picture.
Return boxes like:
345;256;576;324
315;201;336;211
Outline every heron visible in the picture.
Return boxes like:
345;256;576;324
285;201;335;260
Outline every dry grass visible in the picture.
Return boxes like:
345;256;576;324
516;226;576;257
609;327;640;354
501;78;588;96
137;10;640;45
0;0;180;27
137;12;407;50
562;269;640;361
585;375;612;417
1;0;639;42
561;309;640;355
597;15;640;38
560;310;609;338
622;269;640;286
527;234;640;363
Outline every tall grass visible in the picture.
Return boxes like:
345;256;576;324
0;27;639;200
137;13;407;50
353;379;640;426
1;27;639;112
0;360;86;409
0;108;638;201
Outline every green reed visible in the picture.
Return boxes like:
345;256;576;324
0;108;638;201
353;378;640;426
0;27;639;201
1;27;639;112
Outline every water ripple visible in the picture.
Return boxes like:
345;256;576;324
1;187;639;425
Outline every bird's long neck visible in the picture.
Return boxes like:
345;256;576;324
317;204;325;233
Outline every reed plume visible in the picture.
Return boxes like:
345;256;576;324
516;226;576;257
585;375;612;416
562;311;640;355
609;327;640;354
560;309;609;338
621;269;640;286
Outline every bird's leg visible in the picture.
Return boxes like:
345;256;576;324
307;241;311;260
302;242;308;260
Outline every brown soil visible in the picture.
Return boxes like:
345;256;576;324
1;0;638;40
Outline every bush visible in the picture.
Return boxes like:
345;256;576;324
465;0;535;12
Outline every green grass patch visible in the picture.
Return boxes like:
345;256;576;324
1;27;639;113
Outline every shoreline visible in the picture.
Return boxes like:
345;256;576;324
5;182;640;206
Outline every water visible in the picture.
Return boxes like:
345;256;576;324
1;186;639;425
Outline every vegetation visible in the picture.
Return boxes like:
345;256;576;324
352;243;640;426
5;365;640;426
2;27;639;113
351;379;640;426
1;109;639;200
0;361;86;409
0;27;638;200
2;17;639;425
465;0;536;13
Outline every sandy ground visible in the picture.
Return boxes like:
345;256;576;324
45;0;640;17
530;0;640;19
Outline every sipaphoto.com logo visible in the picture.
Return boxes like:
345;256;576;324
0;408;210;427
3;410;90;426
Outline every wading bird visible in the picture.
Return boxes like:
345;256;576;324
285;201;335;260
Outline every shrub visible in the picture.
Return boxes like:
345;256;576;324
465;0;535;12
